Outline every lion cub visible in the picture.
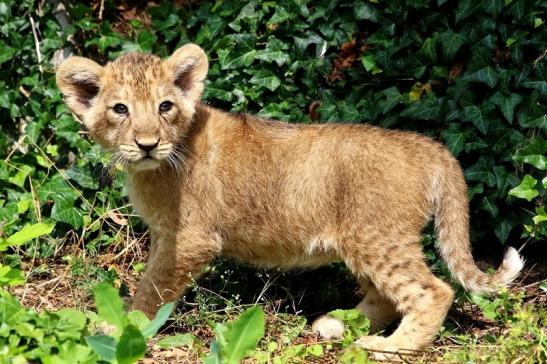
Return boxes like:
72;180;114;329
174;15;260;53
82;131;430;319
57;44;523;357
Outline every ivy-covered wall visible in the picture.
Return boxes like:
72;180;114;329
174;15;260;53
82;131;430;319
0;0;545;253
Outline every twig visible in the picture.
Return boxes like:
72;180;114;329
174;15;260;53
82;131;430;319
29;15;43;74
99;0;105;20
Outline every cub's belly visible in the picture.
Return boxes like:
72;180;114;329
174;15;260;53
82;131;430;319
220;238;340;270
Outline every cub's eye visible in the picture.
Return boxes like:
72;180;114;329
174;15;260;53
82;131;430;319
113;103;128;114
159;101;173;113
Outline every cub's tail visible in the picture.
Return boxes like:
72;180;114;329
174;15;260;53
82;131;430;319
433;157;524;293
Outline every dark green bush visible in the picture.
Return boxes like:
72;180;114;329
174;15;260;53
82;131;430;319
0;0;545;257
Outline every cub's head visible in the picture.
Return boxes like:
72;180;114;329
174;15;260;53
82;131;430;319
56;44;208;171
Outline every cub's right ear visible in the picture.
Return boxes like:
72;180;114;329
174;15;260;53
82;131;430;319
56;57;103;120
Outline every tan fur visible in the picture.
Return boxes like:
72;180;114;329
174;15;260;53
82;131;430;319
56;44;524;357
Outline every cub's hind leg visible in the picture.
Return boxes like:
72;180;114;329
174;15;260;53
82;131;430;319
311;277;399;340
340;235;454;360
356;278;400;331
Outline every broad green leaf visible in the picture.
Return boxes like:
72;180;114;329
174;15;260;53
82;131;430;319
218;49;256;70
354;2;378;22
65;167;99;189
508;175;539;201
400;96;442;121
381;87;402;114
56;308;87;340
513;155;547;170
494;218;514;243
442;124;465;156
0;265;25;286
463;67;499;88
127;310;150;332
420;34;438;63
489;92;522;124
204;340;222;364
51;202;84;229
439;30;466;60
156;333;196;349
94;283;125;333
86;335;117;361
249;70;281;91
533;207;547;225
465;157;496;187
455;0;481;23
268;7;291;24
116;324;146;364
482;196;499;217
8;165;33;188
222;306;265;364
0;222;55;251
255;50;289;67
0;42;16;64
142;302;175;339
463;106;489;135
483;0;504;16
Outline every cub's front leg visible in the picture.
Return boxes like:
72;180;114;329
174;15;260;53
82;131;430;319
131;229;222;318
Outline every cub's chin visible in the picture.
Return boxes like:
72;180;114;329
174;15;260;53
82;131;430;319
130;158;162;172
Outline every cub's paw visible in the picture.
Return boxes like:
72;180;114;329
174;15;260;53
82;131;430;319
311;315;345;340
355;336;402;362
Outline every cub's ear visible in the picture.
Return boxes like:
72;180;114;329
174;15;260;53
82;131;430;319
163;44;209;105
56;57;103;119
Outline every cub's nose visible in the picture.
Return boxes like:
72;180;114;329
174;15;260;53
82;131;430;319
135;138;159;153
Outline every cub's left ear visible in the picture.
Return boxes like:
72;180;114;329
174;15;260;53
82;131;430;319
163;44;209;105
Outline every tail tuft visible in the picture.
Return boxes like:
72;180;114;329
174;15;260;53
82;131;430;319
493;247;525;287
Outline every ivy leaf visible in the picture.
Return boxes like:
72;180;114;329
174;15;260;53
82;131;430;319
442;124;465;156
483;0;504;16
455;0;481;23
489;92;522;124
463;106;489;135
513;155;547;170
463;67;499;88
381;87;403;114
439;30;466;60
494;218;515;244
400;96;442;121
65;166;99;190
482;196;499;217
0;222;55;250
218;49;256;70
420;34;438;63
354;2;378;22
508;175;539;201
249;70;281;91
465;156;496;187
268;7;291;25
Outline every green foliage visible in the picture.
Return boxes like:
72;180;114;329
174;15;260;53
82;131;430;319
0;284;172;363
0;0;545;361
0;222;55;286
442;291;547;363
328;309;370;346
88;283;175;363
205;305;265;364
0;0;544;263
